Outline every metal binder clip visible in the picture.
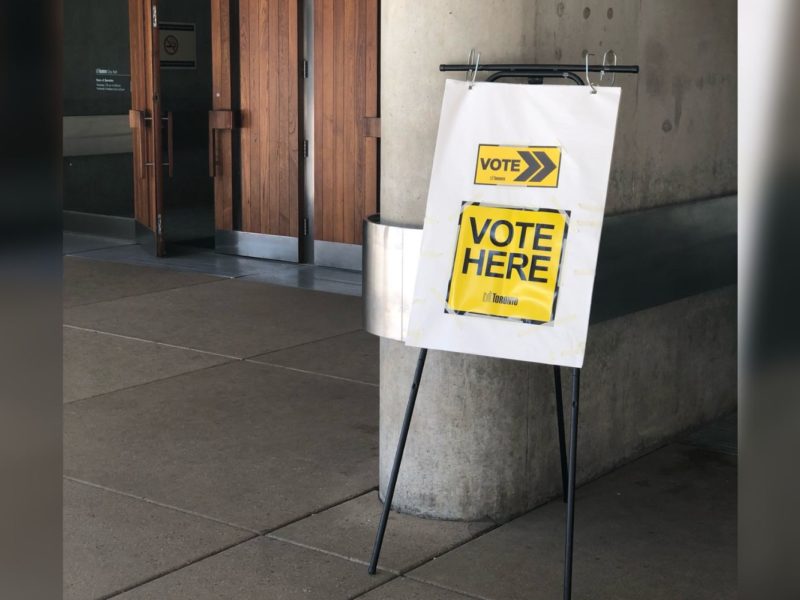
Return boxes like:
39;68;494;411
601;50;617;86
467;48;481;89
585;52;597;94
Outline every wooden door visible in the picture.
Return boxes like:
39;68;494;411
234;0;303;260
128;0;165;255
314;0;379;246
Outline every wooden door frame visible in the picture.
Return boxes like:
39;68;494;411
210;0;235;232
128;0;166;256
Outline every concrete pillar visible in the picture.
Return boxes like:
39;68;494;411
378;0;736;521
379;0;542;522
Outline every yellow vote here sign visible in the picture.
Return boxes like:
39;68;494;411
474;145;561;187
446;203;568;324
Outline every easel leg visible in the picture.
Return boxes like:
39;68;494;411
368;348;428;575
563;367;580;600
553;366;568;503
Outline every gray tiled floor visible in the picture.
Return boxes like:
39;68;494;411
115;537;394;600
64;232;363;296
355;578;477;599
64;479;252;600
63;256;736;600
270;491;494;574
64;256;221;307
63;327;231;403
406;444;736;600
65;360;380;531
64;278;363;358
250;330;379;385
63;232;137;255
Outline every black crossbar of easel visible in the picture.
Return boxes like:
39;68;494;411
439;62;640;74
367;61;639;600
440;62;638;86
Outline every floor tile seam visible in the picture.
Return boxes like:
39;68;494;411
401;574;496;600
244;359;379;388
312;273;362;284
62;329;375;400
264;534;400;575
353;575;492;600
101;534;259;600
234;276;363;297
228;270;360;288
309;276;363;287
63;476;260;534
62;360;239;407
65;252;232;275
391;521;503;576
62;324;241;360
246;327;365;358
673;441;738;457
62;360;239;406
346;574;403;600
64;273;231;309
67;254;363;297
258;487;378;536
67;253;356;285
227;265;316;280
65;243;138;256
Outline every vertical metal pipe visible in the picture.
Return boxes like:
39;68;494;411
553;365;568;502
368;348;428;575
563;367;580;600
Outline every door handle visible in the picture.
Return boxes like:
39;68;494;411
128;109;146;179
208;110;234;177
209;124;217;178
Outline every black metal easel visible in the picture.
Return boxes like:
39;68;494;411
367;59;639;600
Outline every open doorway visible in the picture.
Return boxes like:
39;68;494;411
158;2;215;247
128;0;215;255
128;0;379;264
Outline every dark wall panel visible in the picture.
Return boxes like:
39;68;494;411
63;0;133;217
64;155;135;217
63;0;131;116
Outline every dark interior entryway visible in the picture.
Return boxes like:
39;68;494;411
128;0;215;256
127;0;380;263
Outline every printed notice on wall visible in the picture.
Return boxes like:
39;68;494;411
95;68;129;93
405;79;621;368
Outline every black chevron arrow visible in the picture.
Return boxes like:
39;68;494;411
514;150;557;183
530;150;556;182
515;151;541;182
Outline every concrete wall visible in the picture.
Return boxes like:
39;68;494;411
378;0;737;521
381;0;737;224
532;0;737;213
381;288;736;520
380;0;537;226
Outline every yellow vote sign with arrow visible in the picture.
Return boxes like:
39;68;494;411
474;144;562;188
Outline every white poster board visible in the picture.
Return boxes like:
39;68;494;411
406;79;621;368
